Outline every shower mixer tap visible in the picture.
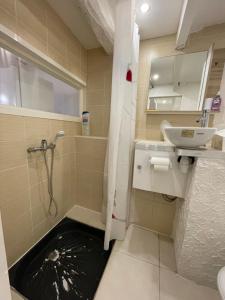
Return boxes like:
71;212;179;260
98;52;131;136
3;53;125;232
27;139;55;153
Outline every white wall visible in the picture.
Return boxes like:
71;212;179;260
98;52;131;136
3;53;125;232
149;85;180;97
149;82;200;110
176;83;200;110
174;158;225;288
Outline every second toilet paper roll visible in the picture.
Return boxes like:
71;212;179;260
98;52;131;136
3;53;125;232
150;157;171;171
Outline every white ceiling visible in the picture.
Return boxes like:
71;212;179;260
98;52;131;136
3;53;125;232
47;0;225;49
136;0;184;40
136;0;225;41
191;0;225;33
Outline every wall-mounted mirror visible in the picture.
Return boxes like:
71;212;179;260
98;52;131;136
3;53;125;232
147;51;209;112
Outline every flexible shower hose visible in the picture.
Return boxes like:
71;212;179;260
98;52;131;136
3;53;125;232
43;148;58;217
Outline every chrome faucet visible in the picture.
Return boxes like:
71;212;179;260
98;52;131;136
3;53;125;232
27;139;55;153
27;131;64;153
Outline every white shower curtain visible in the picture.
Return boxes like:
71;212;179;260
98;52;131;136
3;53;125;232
78;0;115;54
104;0;139;250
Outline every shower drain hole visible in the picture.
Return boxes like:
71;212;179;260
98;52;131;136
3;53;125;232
48;250;60;262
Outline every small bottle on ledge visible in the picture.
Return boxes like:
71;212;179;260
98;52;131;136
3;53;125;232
82;111;90;136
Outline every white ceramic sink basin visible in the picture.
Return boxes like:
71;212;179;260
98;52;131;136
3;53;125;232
161;121;217;148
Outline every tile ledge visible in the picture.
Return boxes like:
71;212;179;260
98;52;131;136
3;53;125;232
66;205;105;230
74;135;108;140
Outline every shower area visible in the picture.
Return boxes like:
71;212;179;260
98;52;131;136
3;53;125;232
0;0;139;299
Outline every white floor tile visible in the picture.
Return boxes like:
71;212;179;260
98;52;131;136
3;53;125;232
115;224;159;266
160;268;220;300
95;251;159;300
159;235;177;272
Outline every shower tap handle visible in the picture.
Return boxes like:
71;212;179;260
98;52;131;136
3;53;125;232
41;139;48;150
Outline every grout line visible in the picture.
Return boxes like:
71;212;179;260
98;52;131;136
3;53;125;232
0;163;28;174
129;222;172;239
117;249;160;268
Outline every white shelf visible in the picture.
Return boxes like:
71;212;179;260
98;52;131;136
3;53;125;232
176;147;225;159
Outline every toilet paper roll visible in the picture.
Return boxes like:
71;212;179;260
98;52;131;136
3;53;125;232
150;157;171;171
153;164;169;171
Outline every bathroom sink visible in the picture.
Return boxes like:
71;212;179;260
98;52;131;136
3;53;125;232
161;121;217;148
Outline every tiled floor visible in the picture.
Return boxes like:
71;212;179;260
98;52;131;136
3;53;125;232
95;224;221;300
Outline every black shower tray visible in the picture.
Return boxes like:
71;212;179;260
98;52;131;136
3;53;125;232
9;217;113;300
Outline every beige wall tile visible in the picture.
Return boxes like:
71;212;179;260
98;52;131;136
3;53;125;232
75;136;106;212
87;90;106;106
77;152;105;173
129;189;176;236
0;0;15;15
2;211;33;266
0;0;16;31
87;48;112;74
86;105;110;137
49;120;81;139
25;117;50;140
0;165;29;205
77;169;103;212
87;71;105;91
46;5;67;68
152;201;176;235
28;156;47;186
30;180;48;210
32;219;53;243
76;136;106;157
16;0;48;54
54;137;74;156
67;32;81;76
0;140;27;171
86;48;112;138
0;115;25;141
81;46;87;77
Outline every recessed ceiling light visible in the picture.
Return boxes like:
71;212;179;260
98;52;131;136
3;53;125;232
152;74;159;80
140;2;150;14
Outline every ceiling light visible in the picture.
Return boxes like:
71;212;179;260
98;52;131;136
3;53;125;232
140;2;150;14
152;74;159;80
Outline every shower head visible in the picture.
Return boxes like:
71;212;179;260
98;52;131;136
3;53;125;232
53;130;65;144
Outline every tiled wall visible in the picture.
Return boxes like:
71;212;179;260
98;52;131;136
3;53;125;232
0;0;87;82
87;48;112;137
75;136;107;212
0;113;81;266
206;48;225;98
130;190;176;235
